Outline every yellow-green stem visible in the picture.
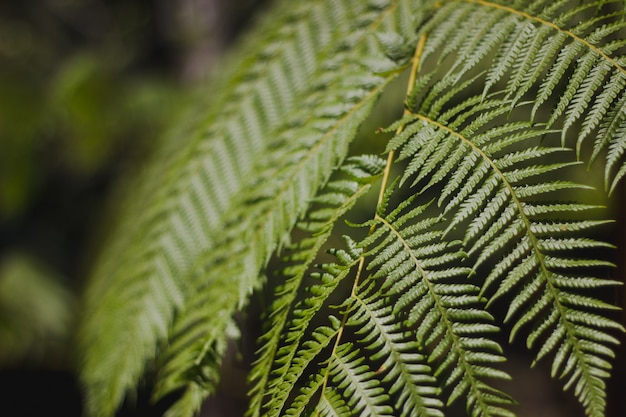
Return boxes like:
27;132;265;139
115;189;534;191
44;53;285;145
314;33;428;414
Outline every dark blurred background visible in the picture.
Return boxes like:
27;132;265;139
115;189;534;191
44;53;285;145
0;1;624;417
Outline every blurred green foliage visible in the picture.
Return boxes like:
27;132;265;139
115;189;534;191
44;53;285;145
0;253;75;365
0;55;180;219
0;51;178;220
0;0;183;369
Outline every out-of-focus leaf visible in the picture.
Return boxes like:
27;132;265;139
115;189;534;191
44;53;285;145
0;253;75;366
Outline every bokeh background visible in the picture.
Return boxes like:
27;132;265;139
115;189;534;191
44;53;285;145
0;1;624;417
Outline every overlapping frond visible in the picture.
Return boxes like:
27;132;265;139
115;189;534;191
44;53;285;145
246;155;386;417
421;0;626;192
387;72;623;416
344;287;444;417
257;221;446;417
255;193;516;417
326;343;393;417
79;0;415;415
357;197;513;417
263;238;362;417
149;1;430;413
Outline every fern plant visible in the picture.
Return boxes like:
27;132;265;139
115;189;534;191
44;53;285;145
78;1;626;416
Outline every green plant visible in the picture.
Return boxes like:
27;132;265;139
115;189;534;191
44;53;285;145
78;1;626;416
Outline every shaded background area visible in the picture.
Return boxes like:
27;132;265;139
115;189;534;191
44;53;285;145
0;1;624;417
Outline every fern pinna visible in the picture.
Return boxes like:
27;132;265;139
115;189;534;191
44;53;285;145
78;1;625;417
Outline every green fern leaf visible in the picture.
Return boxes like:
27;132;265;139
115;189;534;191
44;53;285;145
149;2;435;413
79;1;415;415
359;199;514;417
262;238;361;417
345;285;444;417
246;155;385;417
325;343;394;417
153;65;394;416
386;70;623;417
421;0;626;191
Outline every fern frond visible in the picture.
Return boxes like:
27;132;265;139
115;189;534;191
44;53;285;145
246;155;385;417
388;71;623;416
149;2;437;413
264;237;362;417
262;219;448;417
317;389;352;417
420;0;626;191
480;198;621;417
284;373;327;417
326;343;393;417
345;285;444;417
154;68;393;416
77;1;626;417
359;199;514;417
